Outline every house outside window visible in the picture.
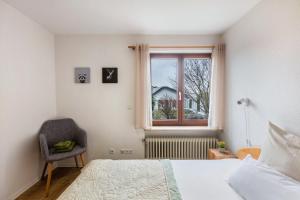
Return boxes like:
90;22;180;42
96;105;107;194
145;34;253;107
151;53;212;126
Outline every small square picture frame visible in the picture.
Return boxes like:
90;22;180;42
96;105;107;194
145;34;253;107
74;67;90;84
102;67;118;83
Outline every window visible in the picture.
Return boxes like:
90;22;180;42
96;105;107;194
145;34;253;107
151;53;212;126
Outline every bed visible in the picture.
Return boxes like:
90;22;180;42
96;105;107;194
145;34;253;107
57;148;259;200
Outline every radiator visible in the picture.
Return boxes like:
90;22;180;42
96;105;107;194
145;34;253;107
145;136;218;160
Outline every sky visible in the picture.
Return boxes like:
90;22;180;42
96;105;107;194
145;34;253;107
151;58;177;88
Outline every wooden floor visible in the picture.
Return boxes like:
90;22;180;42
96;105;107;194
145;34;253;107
16;167;81;200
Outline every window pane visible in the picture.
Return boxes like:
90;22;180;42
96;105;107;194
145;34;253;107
151;57;178;120
183;58;211;120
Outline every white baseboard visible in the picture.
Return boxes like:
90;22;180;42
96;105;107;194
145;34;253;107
7;161;77;199
57;160;77;167
8;176;40;200
7;164;60;200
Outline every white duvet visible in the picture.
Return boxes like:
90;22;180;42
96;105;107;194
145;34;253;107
172;159;242;200
58;159;242;200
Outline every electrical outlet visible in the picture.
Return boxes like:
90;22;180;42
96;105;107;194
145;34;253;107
109;148;115;155
120;149;133;154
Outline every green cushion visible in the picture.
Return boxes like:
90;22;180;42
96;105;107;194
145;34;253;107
54;141;76;153
54;140;72;149
54;140;76;152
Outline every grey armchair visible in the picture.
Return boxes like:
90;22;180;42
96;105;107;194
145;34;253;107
39;118;87;196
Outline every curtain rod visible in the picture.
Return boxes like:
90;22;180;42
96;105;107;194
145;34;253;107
128;45;215;50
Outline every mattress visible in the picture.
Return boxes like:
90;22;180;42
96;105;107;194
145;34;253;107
171;159;243;200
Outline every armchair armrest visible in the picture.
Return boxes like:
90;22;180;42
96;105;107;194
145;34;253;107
39;134;50;160
76;128;87;148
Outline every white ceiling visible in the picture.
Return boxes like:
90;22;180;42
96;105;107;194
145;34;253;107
4;0;262;35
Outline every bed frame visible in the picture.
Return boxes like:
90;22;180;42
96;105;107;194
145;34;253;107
236;147;261;160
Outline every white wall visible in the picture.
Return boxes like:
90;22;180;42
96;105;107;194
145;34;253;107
0;1;56;199
55;34;220;163
223;0;300;152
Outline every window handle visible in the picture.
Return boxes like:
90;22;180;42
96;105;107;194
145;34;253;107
178;91;182;101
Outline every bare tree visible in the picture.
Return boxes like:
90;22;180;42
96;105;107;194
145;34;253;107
158;94;177;119
170;59;211;118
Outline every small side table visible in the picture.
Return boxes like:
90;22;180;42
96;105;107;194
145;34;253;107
208;148;236;160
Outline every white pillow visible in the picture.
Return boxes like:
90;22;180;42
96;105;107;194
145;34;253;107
259;122;300;181
228;155;300;200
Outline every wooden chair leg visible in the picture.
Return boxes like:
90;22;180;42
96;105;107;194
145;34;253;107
41;162;48;180
74;156;79;168
80;153;85;167
45;162;53;197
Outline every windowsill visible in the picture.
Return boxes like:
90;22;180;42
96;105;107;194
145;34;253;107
146;126;220;131
144;126;222;137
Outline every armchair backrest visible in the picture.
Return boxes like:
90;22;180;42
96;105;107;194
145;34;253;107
39;118;79;147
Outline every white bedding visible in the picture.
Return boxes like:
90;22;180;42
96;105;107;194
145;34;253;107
58;160;177;200
172;159;243;200
58;159;242;200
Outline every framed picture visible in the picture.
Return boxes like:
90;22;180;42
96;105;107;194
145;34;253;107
74;67;90;83
102;67;118;83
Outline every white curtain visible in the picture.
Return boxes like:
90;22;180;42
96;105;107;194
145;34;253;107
208;44;225;129
135;44;152;129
